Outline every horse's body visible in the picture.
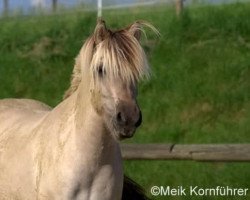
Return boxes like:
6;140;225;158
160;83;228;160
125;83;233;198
0;93;123;200
0;20;157;200
0;96;123;199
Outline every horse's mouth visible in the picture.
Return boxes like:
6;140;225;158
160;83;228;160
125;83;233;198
108;116;138;140
116;127;136;140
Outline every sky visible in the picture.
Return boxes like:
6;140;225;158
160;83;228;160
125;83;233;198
0;0;85;13
0;0;124;14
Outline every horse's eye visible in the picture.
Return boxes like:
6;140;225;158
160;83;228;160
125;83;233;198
98;65;105;77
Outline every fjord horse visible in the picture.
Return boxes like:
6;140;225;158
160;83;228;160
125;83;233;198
0;19;157;200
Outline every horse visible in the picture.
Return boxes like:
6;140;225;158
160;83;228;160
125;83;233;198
0;19;157;200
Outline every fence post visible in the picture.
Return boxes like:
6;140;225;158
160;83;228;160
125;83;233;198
3;0;8;16
97;0;102;18
175;0;183;17
52;0;57;12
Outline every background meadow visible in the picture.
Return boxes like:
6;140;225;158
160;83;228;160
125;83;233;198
0;2;250;199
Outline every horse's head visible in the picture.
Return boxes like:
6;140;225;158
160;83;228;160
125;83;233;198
88;20;158;140
66;20;157;140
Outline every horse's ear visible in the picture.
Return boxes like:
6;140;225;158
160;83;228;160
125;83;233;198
127;21;160;41
127;22;142;41
94;19;108;44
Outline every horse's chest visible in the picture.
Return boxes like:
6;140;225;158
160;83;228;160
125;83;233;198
71;163;123;200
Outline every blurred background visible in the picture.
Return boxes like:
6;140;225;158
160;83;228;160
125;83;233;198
0;0;250;199
0;0;250;16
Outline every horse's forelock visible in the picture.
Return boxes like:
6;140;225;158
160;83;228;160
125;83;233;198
91;30;149;83
64;20;157;99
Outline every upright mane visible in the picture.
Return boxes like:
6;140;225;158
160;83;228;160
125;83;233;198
63;20;158;99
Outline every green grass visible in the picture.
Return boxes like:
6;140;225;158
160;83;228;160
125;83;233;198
0;3;250;199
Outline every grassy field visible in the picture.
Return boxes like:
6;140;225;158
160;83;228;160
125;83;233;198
0;2;250;199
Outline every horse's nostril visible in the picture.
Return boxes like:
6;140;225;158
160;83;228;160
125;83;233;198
117;112;122;122
135;111;142;128
117;112;126;125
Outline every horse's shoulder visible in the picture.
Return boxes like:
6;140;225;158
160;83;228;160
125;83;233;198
0;98;52;112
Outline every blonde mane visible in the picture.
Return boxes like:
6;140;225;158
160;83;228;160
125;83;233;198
64;20;158;99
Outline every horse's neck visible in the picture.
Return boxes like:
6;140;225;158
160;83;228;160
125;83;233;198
70;82;123;199
74;81;118;157
53;81;121;166
41;82;123;199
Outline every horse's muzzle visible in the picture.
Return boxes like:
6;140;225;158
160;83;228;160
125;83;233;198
115;103;142;139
